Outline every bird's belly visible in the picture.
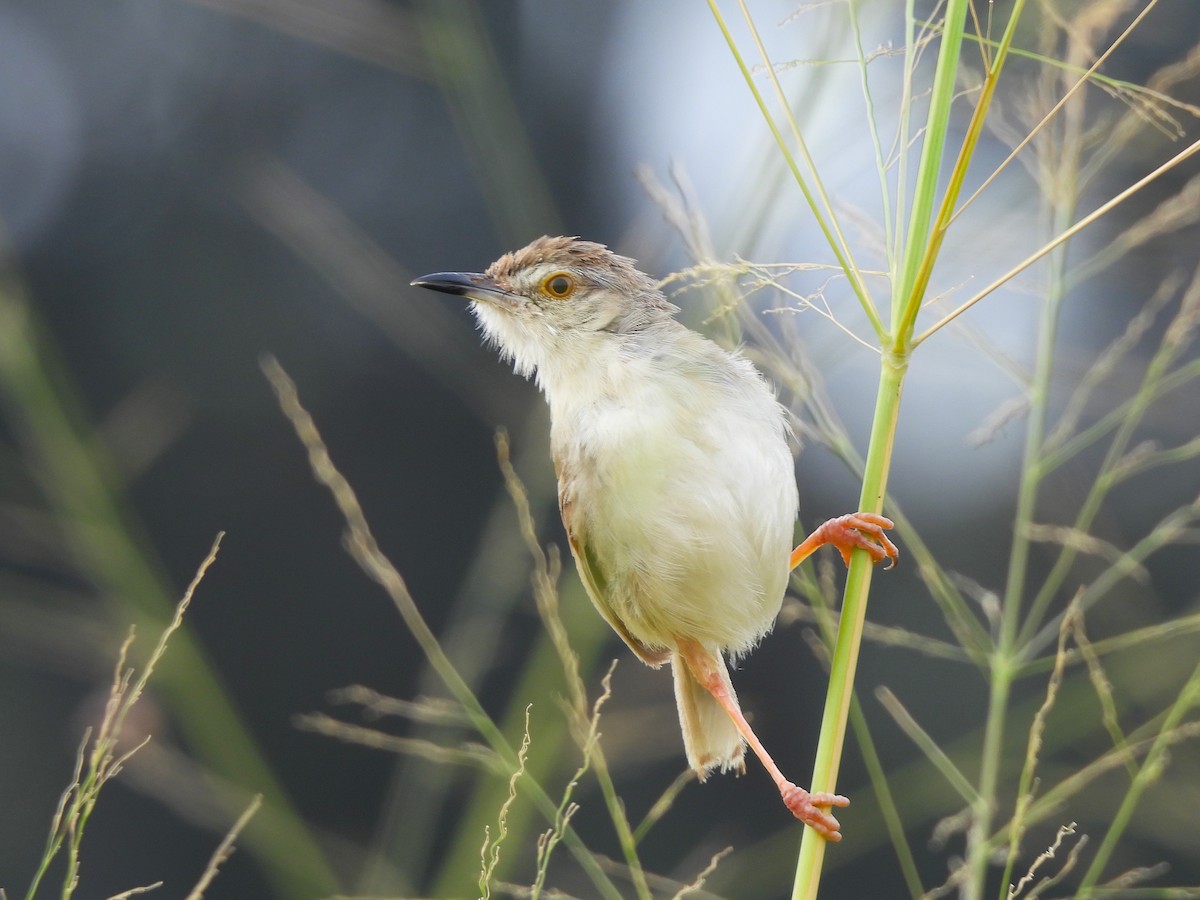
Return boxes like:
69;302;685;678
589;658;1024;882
571;425;794;656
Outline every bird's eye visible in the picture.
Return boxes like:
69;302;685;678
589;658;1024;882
542;273;575;299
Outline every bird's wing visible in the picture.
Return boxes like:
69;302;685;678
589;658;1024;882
558;466;669;668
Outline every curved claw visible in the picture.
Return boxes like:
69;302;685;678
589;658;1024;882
780;781;850;841
836;512;899;569
790;512;899;571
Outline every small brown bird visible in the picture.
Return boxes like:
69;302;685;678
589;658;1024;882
413;236;897;840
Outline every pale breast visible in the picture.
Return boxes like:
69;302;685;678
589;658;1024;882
549;338;797;656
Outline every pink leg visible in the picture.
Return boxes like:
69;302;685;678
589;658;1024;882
675;638;849;841
790;512;898;571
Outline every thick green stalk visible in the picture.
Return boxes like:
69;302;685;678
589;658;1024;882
792;0;973;893
792;355;906;900
793;0;958;891
804;564;924;900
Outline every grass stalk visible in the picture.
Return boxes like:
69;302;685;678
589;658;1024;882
967;242;1065;900
998;596;1074;897
950;0;1161;225
848;697;924;900
738;5;1197;892
876;687;981;807
1017;268;1200;646
895;0;1028;347
792;357;906;900
892;0;971;325
788;0;980;891
965;13;1095;889
848;0;895;270
734;0;875;321
429;581;611;895
803;564;924;900
913;134;1200;344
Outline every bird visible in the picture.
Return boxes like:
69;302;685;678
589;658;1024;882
412;236;897;841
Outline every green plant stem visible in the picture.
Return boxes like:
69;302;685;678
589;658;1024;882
1017;303;1194;648
972;78;1082;900
892;0;917;268
792;355;906;900
849;698;924;900
734;0;875;323
1078;662;1200;894
848;0;895;271
793;0;973;891
893;0;970;325
804;570;923;900
896;0;1028;347
913;135;1200;345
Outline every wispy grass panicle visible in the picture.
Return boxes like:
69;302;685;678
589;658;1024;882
480;707;532;899
21;535;257;900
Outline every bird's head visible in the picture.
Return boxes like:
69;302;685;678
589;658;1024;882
412;236;677;380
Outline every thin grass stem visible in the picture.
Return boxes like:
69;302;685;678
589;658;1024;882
895;0;1029;348
706;0;885;340
848;0;895;271
949;0;1162;225
877;687;981;806
1064;656;1200;894
914;135;1200;344
734;0;877;322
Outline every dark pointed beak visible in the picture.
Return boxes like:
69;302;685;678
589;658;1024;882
410;271;510;303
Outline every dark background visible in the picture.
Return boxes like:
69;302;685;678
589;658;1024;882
1;2;1199;898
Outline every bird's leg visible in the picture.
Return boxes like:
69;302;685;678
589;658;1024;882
790;512;898;571
675;638;849;841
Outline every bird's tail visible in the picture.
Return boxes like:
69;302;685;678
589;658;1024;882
671;650;746;780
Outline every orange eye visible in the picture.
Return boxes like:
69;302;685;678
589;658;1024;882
542;273;575;299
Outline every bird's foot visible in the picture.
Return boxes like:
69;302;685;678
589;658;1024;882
780;781;849;841
814;513;899;569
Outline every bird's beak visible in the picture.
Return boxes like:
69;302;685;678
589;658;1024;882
410;271;513;305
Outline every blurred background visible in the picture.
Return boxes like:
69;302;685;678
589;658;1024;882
1;1;1199;898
